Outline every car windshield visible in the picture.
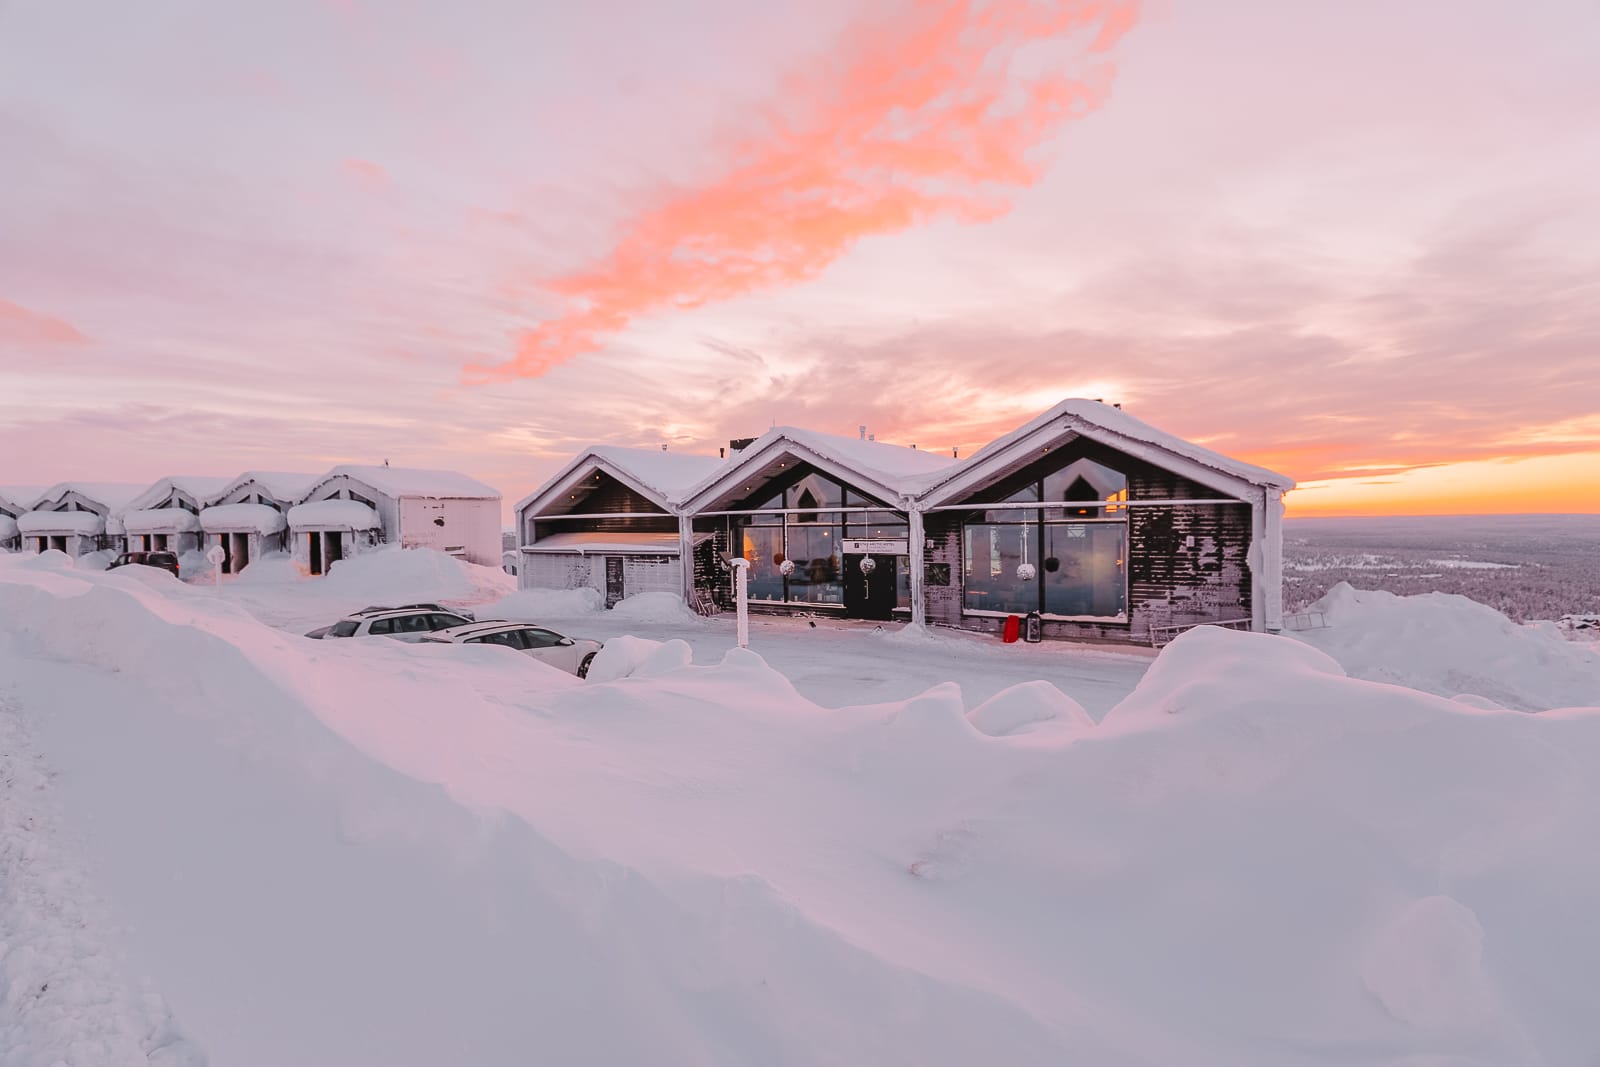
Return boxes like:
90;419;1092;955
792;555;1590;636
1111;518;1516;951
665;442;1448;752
328;620;361;638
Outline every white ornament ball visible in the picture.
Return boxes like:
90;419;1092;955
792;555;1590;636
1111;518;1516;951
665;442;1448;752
859;557;877;575
1016;563;1036;582
779;559;796;576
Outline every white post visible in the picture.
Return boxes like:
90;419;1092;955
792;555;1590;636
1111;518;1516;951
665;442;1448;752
678;513;696;605
908;506;926;627
731;557;750;648
205;541;226;587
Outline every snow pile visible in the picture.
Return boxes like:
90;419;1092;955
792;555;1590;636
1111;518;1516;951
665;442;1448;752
583;635;694;683
18;510;103;535
1295;581;1600;711
121;508;202;534
321;547;484;602
232;553;299;585
607;591;701;624
286;499;379;529
199;503;286;534
3;564;1600;1065
490;585;604;619
74;549;116;572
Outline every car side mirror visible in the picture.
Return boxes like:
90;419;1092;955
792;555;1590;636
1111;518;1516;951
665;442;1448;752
559;637;574;646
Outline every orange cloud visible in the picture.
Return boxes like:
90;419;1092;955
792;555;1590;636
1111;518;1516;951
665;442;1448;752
467;0;1140;383
0;298;88;346
342;157;388;188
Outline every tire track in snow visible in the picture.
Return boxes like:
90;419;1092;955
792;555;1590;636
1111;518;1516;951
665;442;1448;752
0;695;204;1067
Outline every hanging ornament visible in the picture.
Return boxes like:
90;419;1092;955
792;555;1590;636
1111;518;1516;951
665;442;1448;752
1016;562;1036;582
779;558;796;577
859;557;877;575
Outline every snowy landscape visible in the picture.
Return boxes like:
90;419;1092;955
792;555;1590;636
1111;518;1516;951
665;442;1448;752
3;545;1598;1066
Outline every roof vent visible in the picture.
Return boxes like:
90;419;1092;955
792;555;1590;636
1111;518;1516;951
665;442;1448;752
660;443;668;451
859;425;867;441
952;446;959;459
728;437;756;454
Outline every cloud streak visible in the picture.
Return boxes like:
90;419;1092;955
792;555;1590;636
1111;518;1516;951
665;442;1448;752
0;298;87;346
466;0;1139;383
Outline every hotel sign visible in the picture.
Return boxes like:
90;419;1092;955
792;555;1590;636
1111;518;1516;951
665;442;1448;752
842;539;909;554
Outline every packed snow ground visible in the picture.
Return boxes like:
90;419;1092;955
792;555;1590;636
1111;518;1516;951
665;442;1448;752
2;550;1599;1066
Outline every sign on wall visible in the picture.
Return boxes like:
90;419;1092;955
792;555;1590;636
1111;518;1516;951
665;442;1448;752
841;539;909;554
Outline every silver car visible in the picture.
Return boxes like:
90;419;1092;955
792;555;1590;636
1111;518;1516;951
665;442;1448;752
305;605;475;642
422;622;603;677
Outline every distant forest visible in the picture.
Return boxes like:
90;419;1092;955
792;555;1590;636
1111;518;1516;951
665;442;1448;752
1284;514;1600;623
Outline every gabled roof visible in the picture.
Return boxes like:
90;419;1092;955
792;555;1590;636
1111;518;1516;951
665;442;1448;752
674;427;955;511
914;399;1295;504
205;471;322;506
308;465;499;501
0;486;45;517
28;482;148;514
516;446;724;515
123;476;236;515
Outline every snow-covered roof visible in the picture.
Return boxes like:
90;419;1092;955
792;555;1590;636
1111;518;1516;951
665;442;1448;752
522;530;711;555
312;465;499;501
0;487;45;516
19;509;104;535
29;482;147;514
124;476;236;514
0;514;17;540
205;471;321;506
201;503;288;534
287;499;381;529
913;399;1296;501
674;427;955;510
515;446;723;515
122;507;203;534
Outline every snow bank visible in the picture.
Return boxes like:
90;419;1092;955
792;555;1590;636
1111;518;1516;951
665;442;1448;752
233;553;299;585
583;635;694;683
75;549;116;572
18;510;103;535
1295;581;1600;710
199;502;286;534
966;680;1094;738
286;499;379;529
608;591;701;624
122;507;202;534
321;547;476;601
490;585;604;619
3;567;1600;1066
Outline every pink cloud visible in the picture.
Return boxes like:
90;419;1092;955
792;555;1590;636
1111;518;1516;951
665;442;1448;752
342;157;389;189
0;298;88;346
466;0;1140;384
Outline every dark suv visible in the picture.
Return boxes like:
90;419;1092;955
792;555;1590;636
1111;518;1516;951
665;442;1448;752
108;550;181;578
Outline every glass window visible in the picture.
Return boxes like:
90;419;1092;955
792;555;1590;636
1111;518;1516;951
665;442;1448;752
785;521;842;605
329;620;360;637
366;617;395;635
1043;458;1128;518
1042;523;1127;618
961;523;1035;614
741;526;785;602
520;627;565;649
429;613;469;629
786;474;842;510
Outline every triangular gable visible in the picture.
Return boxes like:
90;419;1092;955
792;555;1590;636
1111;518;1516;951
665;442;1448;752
675;435;905;515
517;452;681;518
917;401;1295;507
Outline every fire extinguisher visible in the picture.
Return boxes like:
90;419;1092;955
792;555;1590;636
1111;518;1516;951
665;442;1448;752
1024;610;1043;643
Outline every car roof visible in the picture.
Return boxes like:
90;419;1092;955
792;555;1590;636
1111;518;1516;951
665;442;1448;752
428;620;536;638
345;604;464;620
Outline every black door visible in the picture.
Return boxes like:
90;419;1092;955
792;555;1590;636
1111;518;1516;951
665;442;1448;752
327;531;344;569
842;554;897;620
309;532;323;575
605;556;625;608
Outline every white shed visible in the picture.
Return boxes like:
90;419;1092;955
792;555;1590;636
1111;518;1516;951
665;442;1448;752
0;486;43;552
19;483;146;558
202;471;318;574
291;465;501;575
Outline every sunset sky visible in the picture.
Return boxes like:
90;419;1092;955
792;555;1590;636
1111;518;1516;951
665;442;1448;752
2;0;1597;517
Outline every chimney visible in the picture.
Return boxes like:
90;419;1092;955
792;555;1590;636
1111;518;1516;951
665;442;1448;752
660;443;668;451
952;446;959;459
728;437;756;454
868;433;876;442
859;425;866;441
719;447;725;459
911;444;917;450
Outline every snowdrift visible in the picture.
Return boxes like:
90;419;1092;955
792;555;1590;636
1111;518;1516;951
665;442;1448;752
3;558;1600;1066
1296;581;1600;710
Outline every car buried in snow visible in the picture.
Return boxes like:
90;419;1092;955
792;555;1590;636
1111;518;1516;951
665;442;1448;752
107;550;182;578
304;604;476;641
420;621;603;678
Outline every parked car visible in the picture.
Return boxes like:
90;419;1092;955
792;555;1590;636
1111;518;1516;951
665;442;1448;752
421;622;603;678
108;550;181;578
305;605;476;641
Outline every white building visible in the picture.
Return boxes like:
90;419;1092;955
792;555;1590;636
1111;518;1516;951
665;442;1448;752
514;447;722;607
120;476;234;556
201;472;318;574
0;486;42;552
290;465;501;575
19;483;146;558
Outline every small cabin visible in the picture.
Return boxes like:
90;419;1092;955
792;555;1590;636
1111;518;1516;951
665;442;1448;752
18;483;145;559
119;476;234;558
0;486;42;552
201;471;317;574
515;447;720;607
291;465;501;575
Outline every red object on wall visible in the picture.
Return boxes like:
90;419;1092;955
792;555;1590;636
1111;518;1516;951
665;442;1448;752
1002;614;1021;643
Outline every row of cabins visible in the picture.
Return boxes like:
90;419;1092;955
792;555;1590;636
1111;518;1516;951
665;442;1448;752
0;466;500;574
515;400;1295;643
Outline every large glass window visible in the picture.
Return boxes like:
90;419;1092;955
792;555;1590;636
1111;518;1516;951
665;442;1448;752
742;525;786;602
962;523;1035;614
785;519;842;605
1042;522;1127;618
